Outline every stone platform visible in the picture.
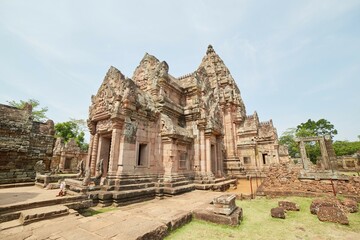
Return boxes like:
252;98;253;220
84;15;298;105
0;186;90;224
0;190;224;240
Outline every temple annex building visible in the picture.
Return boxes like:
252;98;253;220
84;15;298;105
86;45;282;198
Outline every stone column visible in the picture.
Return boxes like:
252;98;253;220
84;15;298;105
299;141;308;170
200;128;206;173
206;136;211;173
59;153;66;170
86;134;94;168
90;133;99;175
108;128;121;175
194;130;200;172
319;139;330;170
224;105;236;158
342;158;347;169
217;138;223;174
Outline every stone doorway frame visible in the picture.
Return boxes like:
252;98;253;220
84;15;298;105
294;135;336;171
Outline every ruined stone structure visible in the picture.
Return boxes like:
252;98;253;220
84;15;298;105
295;135;337;171
86;45;280;200
0;103;55;184
257;163;360;201
336;154;360;172
51;138;87;173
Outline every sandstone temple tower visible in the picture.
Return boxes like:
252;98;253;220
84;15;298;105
86;45;280;196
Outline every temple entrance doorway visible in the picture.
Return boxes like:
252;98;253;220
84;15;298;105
98;134;112;177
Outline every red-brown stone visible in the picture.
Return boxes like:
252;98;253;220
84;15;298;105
271;207;286;219
317;206;349;225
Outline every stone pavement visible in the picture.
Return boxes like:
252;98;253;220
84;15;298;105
0;186;60;207
0;190;223;240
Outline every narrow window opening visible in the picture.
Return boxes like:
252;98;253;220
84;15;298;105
262;153;268;165
137;144;147;166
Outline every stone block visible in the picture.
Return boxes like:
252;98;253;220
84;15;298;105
310;198;341;215
271;207;286;219
278;201;300;211
193;207;243;226
212;194;237;215
317;206;349;225
341;198;358;213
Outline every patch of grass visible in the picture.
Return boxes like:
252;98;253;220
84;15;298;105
78;206;118;217
166;196;360;240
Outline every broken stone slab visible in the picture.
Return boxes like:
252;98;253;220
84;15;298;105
317;206;349;225
212;194;237;216
193;207;243;226
278;201;300;211
341;198;358;213
271;207;286;219
310;198;342;215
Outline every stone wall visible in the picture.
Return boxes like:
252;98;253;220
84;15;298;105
257;164;360;200
0;104;55;184
51;138;87;173
336;156;360;172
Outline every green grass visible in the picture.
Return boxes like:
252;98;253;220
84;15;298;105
166;197;360;240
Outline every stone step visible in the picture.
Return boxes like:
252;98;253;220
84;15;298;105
115;182;155;191
19;205;69;225
117;177;155;185
214;178;227;183
0;182;35;189
163;184;195;195
163;180;190;188
194;179;236;191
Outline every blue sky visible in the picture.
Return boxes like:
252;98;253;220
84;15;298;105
0;0;359;141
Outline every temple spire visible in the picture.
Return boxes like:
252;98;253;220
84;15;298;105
206;44;215;55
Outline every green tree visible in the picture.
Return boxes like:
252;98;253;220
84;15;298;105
333;141;360;156
54;119;88;151
296;119;338;138
7;98;48;122
279;128;299;158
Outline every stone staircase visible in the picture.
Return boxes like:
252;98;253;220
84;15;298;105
194;176;237;191
162;175;195;196
94;174;157;207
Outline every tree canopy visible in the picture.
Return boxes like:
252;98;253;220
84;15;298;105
7;98;48;122
54;119;88;151
296;119;338;138
280;118;340;163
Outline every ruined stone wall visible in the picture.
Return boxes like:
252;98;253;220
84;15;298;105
0;104;54;184
257;164;360;199
336;156;360;171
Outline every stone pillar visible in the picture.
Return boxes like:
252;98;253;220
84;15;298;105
213;142;218;175
194;131;200;172
224;105;236;158
342;158;347;169
86;134;94;168
217;138;223;174
108;128;121;175
200;128;206;173
319;139;330;170
299;141;308;170
90;133;99;175
59;153;66;170
206;136;211;173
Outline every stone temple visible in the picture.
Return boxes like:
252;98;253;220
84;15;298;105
86;45;280;198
